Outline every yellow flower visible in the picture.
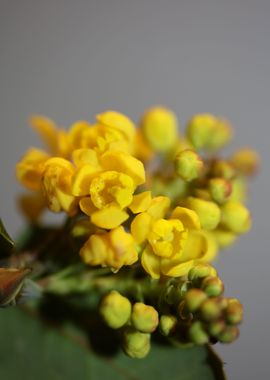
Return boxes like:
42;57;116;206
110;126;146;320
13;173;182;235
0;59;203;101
140;106;178;152
80;226;138;272
16;148;50;191
42;157;77;215
137;207;217;279
90;171;135;210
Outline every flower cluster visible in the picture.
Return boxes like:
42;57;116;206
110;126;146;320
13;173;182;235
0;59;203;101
16;106;258;358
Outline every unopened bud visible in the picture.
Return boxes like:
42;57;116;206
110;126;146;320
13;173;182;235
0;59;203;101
211;160;236;180
174;149;203;182
159;315;178;336
186;114;217;150
206;118;233;151
199;298;222;321
141;106;178;152
218;325;239;343
231;148;260;176
213;229;237;249
123;328;151;358
189;321;209;345
131;302;159;333
186;197;221;230
188;263;217;284
225;298;243;325
209;178;232;204
208;320;226;338
100;290;131;329
184;289;208;313
221;201;251;234
201;276;224;297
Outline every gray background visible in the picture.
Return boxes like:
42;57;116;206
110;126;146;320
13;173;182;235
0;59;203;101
0;0;269;378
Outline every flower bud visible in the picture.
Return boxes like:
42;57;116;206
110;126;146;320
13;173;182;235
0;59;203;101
186;197;221;230
188;263;217;283
199;298;222;321
100;290;131;329
140;106;178;152
225;298;243;325
208;178;232;204
174;149;203;182
218;325;239;343
221;201;251;234
208;320;226;338
188;321;209;345
159;315;178;336
206;118;233;151
186;114;216;150
211;160;236;180
213;229;237;249
123;328;151;358
131;302;159;333
201;276;224;297
184;289;208;313
231;148;260;176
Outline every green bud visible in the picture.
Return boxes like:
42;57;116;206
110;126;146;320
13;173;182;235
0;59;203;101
225;298;243;325
199;298;222;321
188;263;216;283
188;321;209;345
159;315;178;336
201;276;224;297
186;114;217;150
100;290;131;329
221;201;251;234
131;302;159;333
211;160;236;180
178;300;191;320
209;178;232;204
186;197;221;230
218;326;239;343
208;320;226;337
174;149;203;182
184;289;208;313
123;328;151;359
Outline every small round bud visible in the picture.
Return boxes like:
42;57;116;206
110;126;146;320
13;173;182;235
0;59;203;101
221;201;251;234
209;178;232;204
188;263;217;283
141;106;178;152
208;320;226;338
184;289;208;313
231;148;260;176
225;298;243;325
159;315;178;336
131;302;159;333
211;160;236;180
199;298;222;321
174;149;203;182
206;118;233;151
100;291;131;329
218;326;239;343
186;197;221;230
123;328;151;359
213;229;237;249
186;114;217;150
189;321;209;345
201;276;224;297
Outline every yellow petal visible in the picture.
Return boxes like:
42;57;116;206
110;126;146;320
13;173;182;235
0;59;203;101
80;234;108;266
91;206;129;229
72;165;100;196
96;111;135;142
72;148;100;168
141;245;161;279
131;212;152;244
101;151;145;186
147;196;170;219
79;197;97;216
161;258;195;277
30;115;58;153
129;191;152;214
170;206;201;230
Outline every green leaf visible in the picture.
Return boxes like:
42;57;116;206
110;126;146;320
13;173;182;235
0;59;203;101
0;307;226;380
0;218;14;258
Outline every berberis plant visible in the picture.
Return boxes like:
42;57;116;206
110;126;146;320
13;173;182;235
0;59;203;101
0;107;259;379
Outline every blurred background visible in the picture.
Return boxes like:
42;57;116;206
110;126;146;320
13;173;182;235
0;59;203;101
0;0;269;378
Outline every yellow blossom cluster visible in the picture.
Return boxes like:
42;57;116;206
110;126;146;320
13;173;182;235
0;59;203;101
16;107;258;278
